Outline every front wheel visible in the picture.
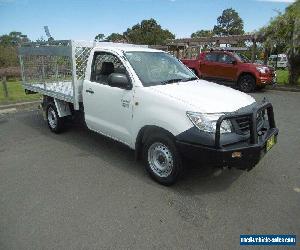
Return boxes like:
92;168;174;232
238;75;256;93
143;133;183;185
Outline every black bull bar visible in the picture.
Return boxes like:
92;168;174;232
215;101;276;148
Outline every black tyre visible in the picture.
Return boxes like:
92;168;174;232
142;133;183;185
46;103;65;133
238;74;256;93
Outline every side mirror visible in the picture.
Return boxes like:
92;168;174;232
108;73;132;90
232;60;237;65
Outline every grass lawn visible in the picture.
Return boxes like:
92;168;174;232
0;80;41;105
276;69;300;86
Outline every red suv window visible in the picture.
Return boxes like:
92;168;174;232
218;53;235;64
205;53;218;62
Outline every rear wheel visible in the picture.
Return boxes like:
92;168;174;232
143;133;183;185
46;103;65;133
238;74;256;93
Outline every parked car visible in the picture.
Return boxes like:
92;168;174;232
18;41;279;185
181;50;276;92
268;54;288;69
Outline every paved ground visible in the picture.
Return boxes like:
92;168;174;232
0;90;299;250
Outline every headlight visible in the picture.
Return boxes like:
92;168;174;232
256;66;269;74
186;111;232;134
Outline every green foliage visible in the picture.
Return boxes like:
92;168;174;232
259;0;300;85
0;80;40;104
260;0;299;52
94;33;105;42
191;30;213;38
123;18;175;45
0;31;29;46
213;8;244;36
0;46;18;68
106;33;125;42
36;36;47;43
0;31;29;68
276;69;300;85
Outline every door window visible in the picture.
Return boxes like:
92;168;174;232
204;53;218;62
218;54;234;64
91;52;127;85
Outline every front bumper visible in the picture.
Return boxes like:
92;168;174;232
176;101;279;170
177;128;278;170
257;73;276;85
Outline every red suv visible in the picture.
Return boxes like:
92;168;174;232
181;51;276;92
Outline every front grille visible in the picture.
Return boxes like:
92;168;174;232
234;116;251;134
233;111;266;135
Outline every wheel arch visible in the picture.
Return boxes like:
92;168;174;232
134;125;175;161
42;96;72;118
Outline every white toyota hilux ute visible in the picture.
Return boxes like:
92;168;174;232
19;41;279;185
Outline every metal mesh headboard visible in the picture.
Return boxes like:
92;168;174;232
74;46;93;80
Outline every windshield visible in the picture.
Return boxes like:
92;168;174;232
234;53;250;63
124;51;197;87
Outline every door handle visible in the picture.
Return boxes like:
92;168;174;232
86;88;94;94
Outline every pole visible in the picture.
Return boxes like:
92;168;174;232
2;76;8;98
275;51;278;71
251;39;257;63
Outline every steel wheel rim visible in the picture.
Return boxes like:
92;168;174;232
147;142;173;178
47;107;57;129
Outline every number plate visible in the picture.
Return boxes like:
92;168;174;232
266;135;276;152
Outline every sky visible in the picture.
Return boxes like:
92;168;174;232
0;0;295;41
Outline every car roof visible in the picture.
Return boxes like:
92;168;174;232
94;45;163;53
203;50;233;54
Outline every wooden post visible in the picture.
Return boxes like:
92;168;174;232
176;47;180;59
251;39;257;63
2;76;8;98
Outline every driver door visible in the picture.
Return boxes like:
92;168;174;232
83;51;134;146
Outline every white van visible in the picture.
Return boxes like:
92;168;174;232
18;40;279;185
268;54;288;68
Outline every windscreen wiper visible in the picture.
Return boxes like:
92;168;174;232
181;77;198;82
160;78;184;85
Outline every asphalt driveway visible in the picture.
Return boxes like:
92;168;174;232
0;90;299;249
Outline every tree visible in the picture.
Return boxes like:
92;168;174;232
0;31;29;69
191;29;213;38
106;33;125;42
0;46;18;68
123;18;175;45
259;0;300;85
213;8;244;36
94;33;105;42
0;31;29;46
36;36;46;43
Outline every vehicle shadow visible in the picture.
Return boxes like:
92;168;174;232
175;162;244;195
18;110;244;194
